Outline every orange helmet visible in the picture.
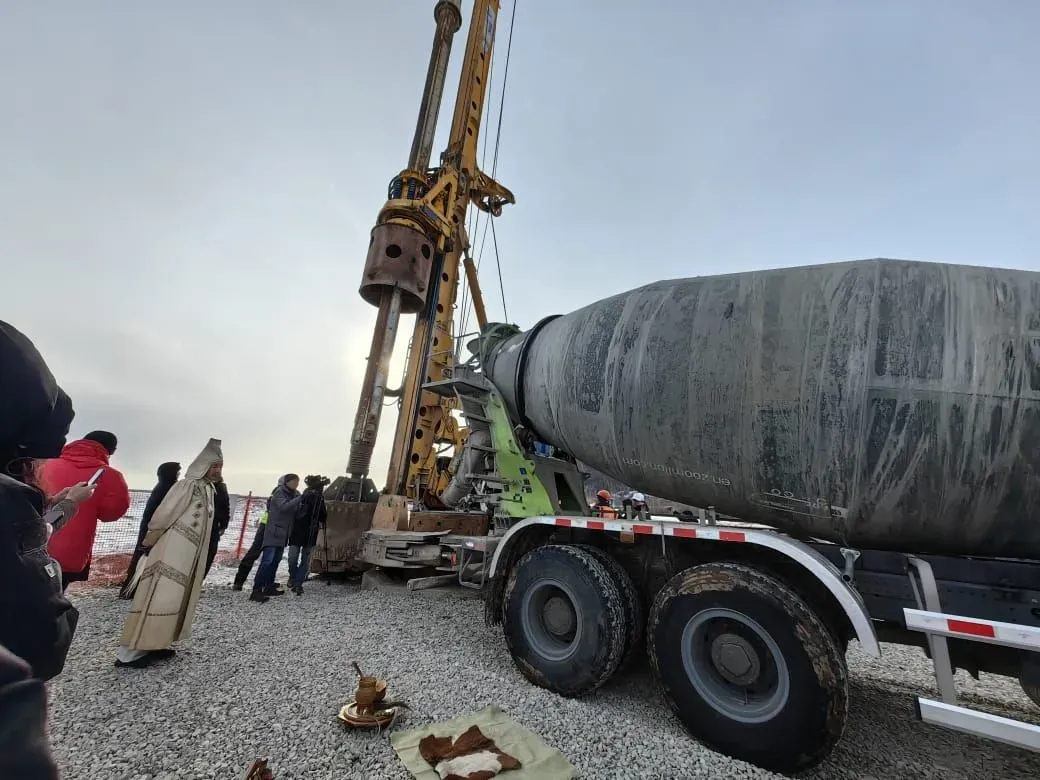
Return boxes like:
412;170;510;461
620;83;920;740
596;489;612;501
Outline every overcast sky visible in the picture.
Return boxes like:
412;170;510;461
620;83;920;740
4;1;1039;495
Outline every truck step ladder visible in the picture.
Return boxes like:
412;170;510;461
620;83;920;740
424;371;512;517
904;556;1040;752
453;536;500;590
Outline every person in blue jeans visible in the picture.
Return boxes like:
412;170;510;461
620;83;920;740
250;474;302;604
285;475;328;595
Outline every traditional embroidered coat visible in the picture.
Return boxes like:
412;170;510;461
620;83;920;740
120;438;222;651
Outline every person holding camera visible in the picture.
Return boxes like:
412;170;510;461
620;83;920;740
285;475;328;595
1;320;85;778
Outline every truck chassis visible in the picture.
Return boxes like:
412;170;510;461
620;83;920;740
355;511;1040;774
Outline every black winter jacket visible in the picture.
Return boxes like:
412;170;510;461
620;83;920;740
213;480;230;538
0;474;79;681
0;320;76;780
288;488;328;547
134;462;181;550
0;646;59;780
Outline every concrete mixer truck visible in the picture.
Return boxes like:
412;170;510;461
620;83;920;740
345;258;1040;775
312;1;1039;774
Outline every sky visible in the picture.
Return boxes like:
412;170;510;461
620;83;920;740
3;0;1039;495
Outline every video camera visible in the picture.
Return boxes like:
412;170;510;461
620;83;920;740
304;474;331;490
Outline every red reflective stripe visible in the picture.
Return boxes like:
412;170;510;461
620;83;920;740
633;524;654;535
719;531;747;542
947;619;996;638
554;518;572;527
673;526;698;538
587;520;605;531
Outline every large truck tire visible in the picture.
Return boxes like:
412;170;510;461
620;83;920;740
574;544;645;671
502;544;626;696
647;562;848;775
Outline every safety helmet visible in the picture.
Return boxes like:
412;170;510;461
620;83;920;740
596;489;612;501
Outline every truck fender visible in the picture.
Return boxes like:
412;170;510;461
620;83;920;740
487;516;881;658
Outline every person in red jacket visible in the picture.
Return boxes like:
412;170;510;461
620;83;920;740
38;430;131;590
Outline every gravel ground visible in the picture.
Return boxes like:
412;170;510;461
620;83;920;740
50;564;1040;780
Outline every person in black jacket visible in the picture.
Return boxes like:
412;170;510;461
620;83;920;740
0;320;80;779
285;474;328;595
0;646;59;780
232;497;270;592
0;474;82;679
0;321;80;677
204;477;230;577
118;461;181;599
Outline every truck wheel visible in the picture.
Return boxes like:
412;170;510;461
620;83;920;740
575;544;645;671
647;562;848;774
502;544;626;696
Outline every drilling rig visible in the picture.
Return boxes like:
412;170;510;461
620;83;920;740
320;0;525;568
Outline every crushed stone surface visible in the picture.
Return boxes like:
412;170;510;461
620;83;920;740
49;565;1040;779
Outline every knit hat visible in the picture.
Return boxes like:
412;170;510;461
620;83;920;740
84;430;118;455
156;461;181;482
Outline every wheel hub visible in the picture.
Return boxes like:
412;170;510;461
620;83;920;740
710;632;761;686
520;578;585;663
543;595;577;637
680;607;791;724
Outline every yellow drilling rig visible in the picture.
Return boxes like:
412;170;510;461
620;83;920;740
320;0;519;566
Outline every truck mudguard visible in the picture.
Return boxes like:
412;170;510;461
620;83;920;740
488;515;881;658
